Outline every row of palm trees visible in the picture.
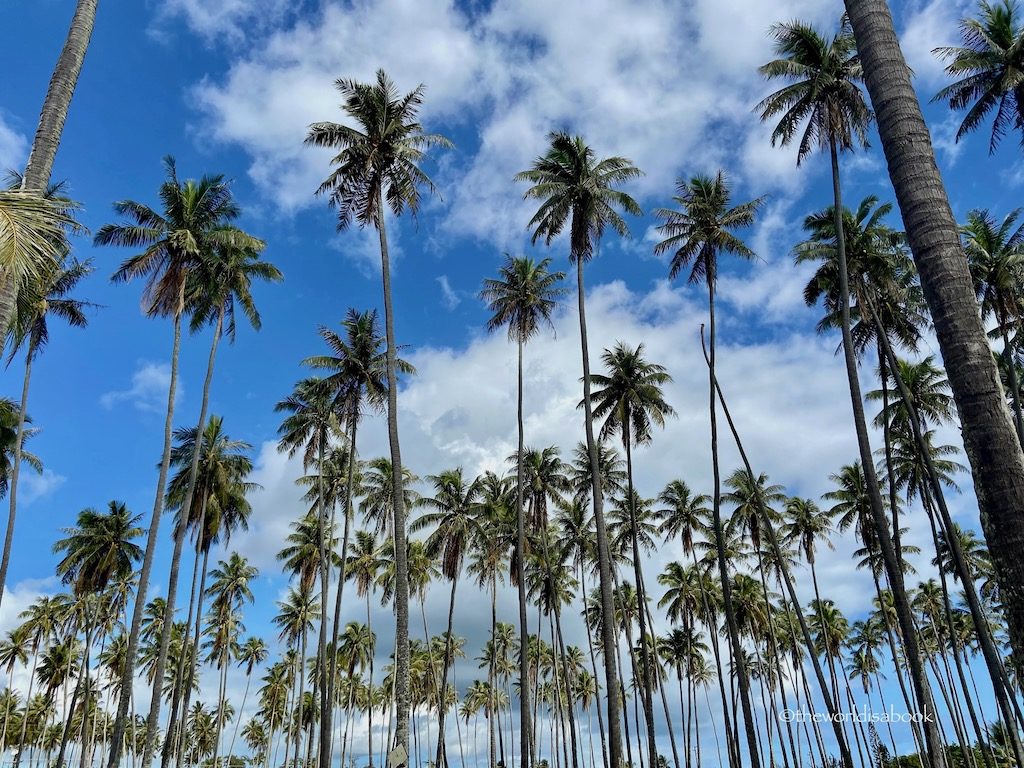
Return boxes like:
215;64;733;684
2;2;1024;768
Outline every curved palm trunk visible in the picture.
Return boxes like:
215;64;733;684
374;201;411;768
621;431;660;764
107;302;185;768
823;135;945;768
142;307;224;768
11;640;41;768
706;277;760;768
435;578;460;768
226;668;253;761
0;0;98;348
574;256;624;768
578;564;609;768
489;575;498;768
315;432;331;768
174;542;211;768
0;346;34;607
843;0;1024;675
515;336;533;768
56;604;95;768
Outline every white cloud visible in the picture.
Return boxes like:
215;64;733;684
436;275;461;310
19;468;66;505
0;113;26;175
100;361;179;413
153;0;291;43
900;0;971;88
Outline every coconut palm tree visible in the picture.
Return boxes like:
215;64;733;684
481;254;565;766
759;16;948;764
307;70;452;763
843;0;1024;687
588;341;674;761
653;169;763;768
412;469;484;768
95;159;258;767
516;132;641;768
0;256;92;612
933;0;1024;152
273;586;319;768
52;502;142;768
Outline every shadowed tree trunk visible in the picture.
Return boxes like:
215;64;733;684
843;0;1024;672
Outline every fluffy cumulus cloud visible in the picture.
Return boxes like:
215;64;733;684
899;0;972;88
100;361;179;413
190;0;845;240
154;0;293;43
0;112;26;174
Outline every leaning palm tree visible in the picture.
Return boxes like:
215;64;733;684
843;0;1024;686
515;132;641;768
306;70;451;763
94;158;254;766
653;169;763;768
411;469;484;768
52;501;143;768
0;0;97;346
480;254;565;765
933;0;1024;152
757;17;947;766
0;256;93;609
588;341;674;762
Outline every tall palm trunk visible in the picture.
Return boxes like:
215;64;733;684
0;345;35;609
56;605;95;768
515;335;532;768
108;297;185;768
0;0;98;350
621;430;660;764
315;431;331;768
142;306;223;768
843;0;1024;670
574;256;623;768
374;200;410;767
489;575;498;768
174;541;211;768
706;277;760;768
227;667;254;761
435;578;460;768
578;564;609;768
824;134;945;768
11;639;41;768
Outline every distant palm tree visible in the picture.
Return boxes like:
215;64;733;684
308;70;452;762
934;0;1024;151
481;254;565;765
95;158;255;764
516;133;641;768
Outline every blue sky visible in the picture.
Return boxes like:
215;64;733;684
1;0;1021;761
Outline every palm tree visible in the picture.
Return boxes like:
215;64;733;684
653;169;763;768
481;254;565;768
0;0;97;346
307;69;451;764
588;341;674;761
758;16;949;765
516;132;641;768
52;502;143;768
273;586;320;768
933;0;1024;152
0;256;93;610
304;307;410;750
95;158;254;767
843;0;1024;687
412;469;484;768
963;208;1024;445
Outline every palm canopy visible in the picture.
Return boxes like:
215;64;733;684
587;342;676;447
756;17;872;163
306;69;452;229
275;376;343;469
0;397;42;496
654;171;764;286
796;195;925;355
962;207;1024;329
933;0;1024;152
480;255;566;343
411;468;484;581
185;238;279;340
303;308;412;417
515;131;642;263
8;257;95;364
0;189;80;297
96;156;257;318
53;501;143;597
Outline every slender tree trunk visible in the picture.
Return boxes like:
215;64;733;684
435;579;459;768
0;0;98;349
490;576;499;768
0;345;34;607
515;336;532;768
11;639;40;768
844;0;1024;671
174;544;211;768
706;277;760;768
574;256;623;768
316;430;331;768
107;302;185;768
579;565;609;768
57;607;94;768
226;670;253;762
1000;328;1024;449
142;307;223;768
374;202;410;768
